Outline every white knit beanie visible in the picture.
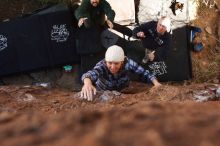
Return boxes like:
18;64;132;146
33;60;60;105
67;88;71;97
105;45;125;62
160;17;171;32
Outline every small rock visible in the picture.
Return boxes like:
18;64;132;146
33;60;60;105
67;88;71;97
23;93;36;102
34;82;51;88
81;102;86;107
205;26;212;34
112;90;122;96
206;84;218;91
193;90;215;102
213;79;219;84
215;46;220;52
0;112;14;123
202;36;207;41
216;88;220;98
52;100;59;104
99;90;121;102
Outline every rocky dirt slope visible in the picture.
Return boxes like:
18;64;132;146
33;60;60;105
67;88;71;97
0;82;220;146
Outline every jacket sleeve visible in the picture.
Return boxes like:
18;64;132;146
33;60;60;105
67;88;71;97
74;0;90;20
132;24;144;38
132;21;155;38
126;58;156;83
101;0;115;22
81;61;105;83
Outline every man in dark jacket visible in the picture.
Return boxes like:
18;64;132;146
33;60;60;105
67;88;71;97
74;0;116;75
133;16;172;63
75;0;115;28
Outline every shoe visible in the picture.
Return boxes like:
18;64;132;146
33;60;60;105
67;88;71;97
194;42;204;52
193;26;202;33
190;26;202;43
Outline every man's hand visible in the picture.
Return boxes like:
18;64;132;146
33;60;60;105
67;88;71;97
78;17;88;27
152;79;162;88
148;51;155;61
137;31;146;38
80;78;97;101
106;19;113;29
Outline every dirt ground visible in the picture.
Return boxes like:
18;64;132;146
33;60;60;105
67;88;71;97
0;82;220;146
0;0;220;146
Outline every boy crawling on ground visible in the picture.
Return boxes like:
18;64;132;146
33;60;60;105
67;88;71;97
80;45;161;101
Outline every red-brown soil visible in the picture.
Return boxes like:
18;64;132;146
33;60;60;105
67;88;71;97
0;82;220;146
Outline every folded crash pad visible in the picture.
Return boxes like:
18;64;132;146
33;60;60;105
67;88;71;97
0;4;79;76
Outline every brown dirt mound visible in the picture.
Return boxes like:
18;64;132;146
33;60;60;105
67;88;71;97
0;82;220;146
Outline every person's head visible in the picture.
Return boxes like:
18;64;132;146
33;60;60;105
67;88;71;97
90;0;100;7
156;16;171;34
105;45;125;74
